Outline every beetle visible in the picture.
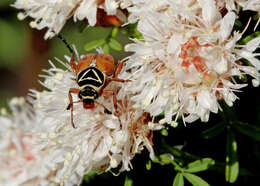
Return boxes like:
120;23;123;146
66;53;126;128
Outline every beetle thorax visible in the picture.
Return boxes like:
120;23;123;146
76;66;106;93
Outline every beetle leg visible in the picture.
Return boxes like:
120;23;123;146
114;60;124;77
102;90;120;116
110;77;128;83
94;101;112;114
70;53;79;73
111;61;131;83
68;88;80;128
102;90;122;127
66;99;82;110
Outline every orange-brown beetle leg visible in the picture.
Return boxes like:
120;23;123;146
102;90;122;127
67;88;80;128
111;60;131;83
114;60;124;77
110;77;127;83
102;90;120;116
94;101;112;114
70;53;79;73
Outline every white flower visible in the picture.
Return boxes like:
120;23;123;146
127;0;260;25
237;0;260;12
120;0;260;123
13;0;130;39
0;97;57;186
28;55;159;185
126;0;171;24
13;0;80;39
126;0;203;24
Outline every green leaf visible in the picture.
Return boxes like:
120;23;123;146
146;160;152;170
184;158;215;173
162;144;200;160
234;20;242;27
225;129;239;183
125;23;143;39
239;74;248;83
201;123;225;139
159;154;174;164
159;154;183;171
108;38;122;51
84;39;106;51
161;129;168;136
238;31;260;45
83;171;96;183
183;173;210;186
124;175;133;186
232;122;260;141
111;27;119;38
153;154;182;171
219;103;236;122
173;173;184;186
79;23;88;33
152;156;160;163
103;43;110;54
253;13;260;21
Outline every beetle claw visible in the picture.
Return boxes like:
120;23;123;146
104;108;112;114
72;122;77;129
66;104;72;110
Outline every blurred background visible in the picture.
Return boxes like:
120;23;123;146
1;1;260;186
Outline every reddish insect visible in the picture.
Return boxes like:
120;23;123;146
66;53;126;128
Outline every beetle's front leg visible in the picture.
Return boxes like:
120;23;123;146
67;88;80;128
114;60;124;77
70;53;79;72
111;60;131;83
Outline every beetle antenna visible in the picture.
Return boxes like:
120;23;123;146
57;33;74;55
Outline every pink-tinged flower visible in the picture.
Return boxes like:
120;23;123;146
28;55;160;185
13;0;129;39
119;0;260;124
0;97;57;186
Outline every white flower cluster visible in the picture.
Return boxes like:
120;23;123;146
0;58;159;186
13;0;130;39
119;0;260;124
0;97;57;186
27;57;160;185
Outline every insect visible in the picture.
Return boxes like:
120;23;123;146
56;34;127;128
67;54;127;129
